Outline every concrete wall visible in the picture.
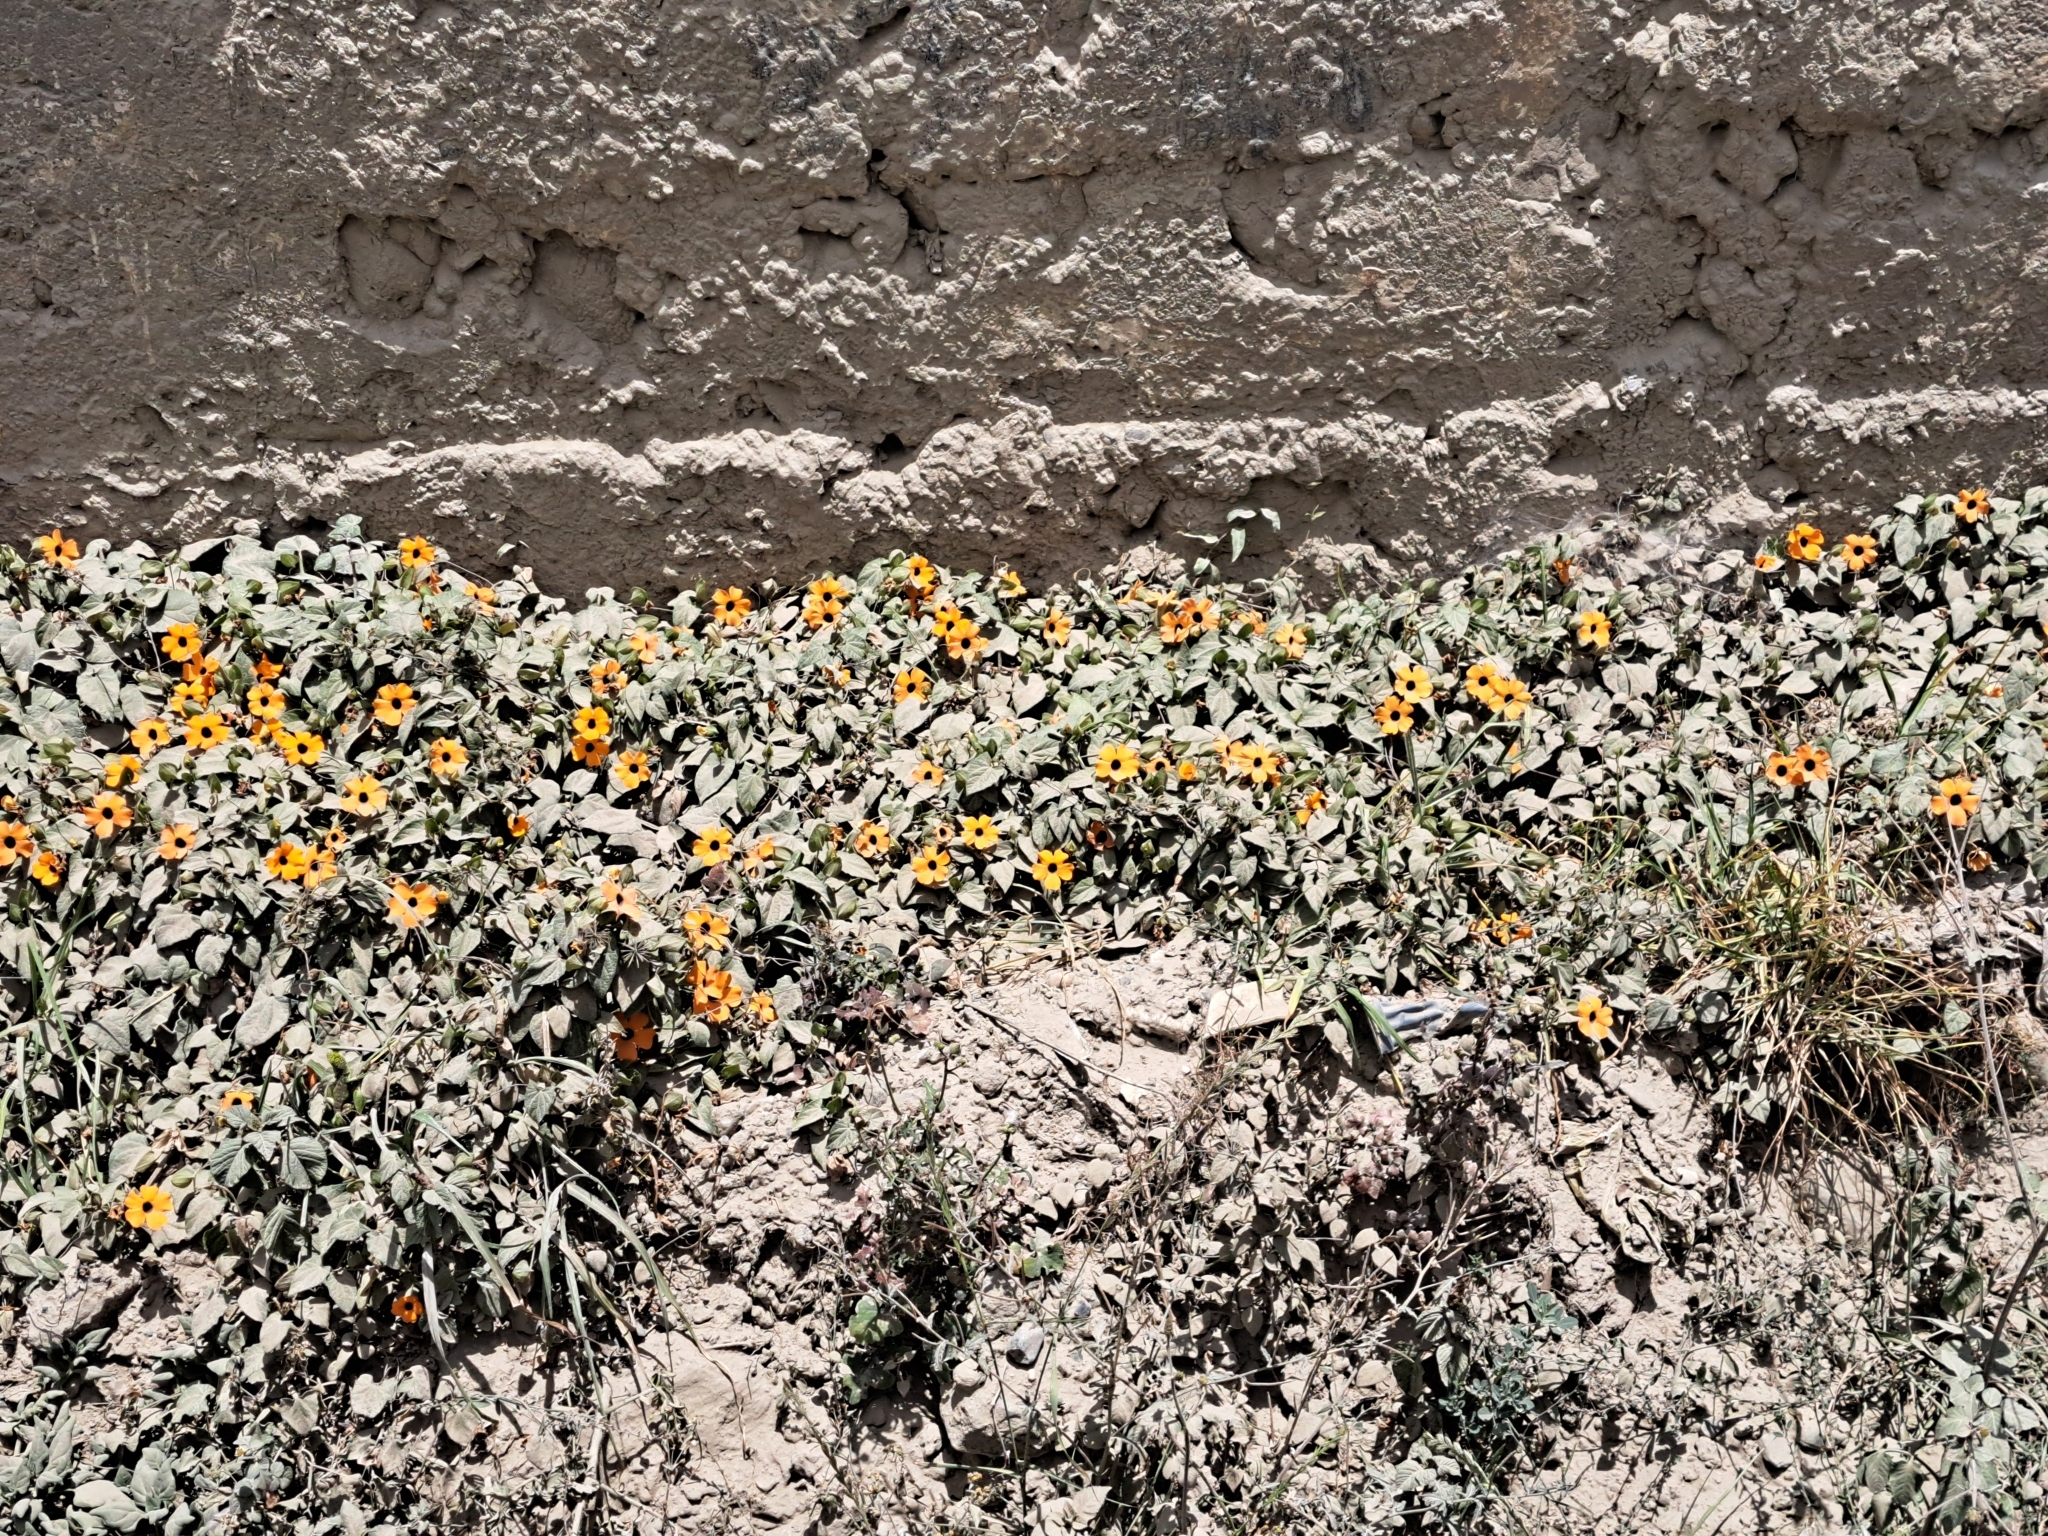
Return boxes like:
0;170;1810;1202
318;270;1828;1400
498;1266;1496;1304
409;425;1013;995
5;1;2048;591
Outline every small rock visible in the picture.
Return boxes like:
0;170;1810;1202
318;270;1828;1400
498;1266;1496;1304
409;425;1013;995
1760;1433;1795;1474
952;1358;986;1388
1006;1323;1046;1367
1796;1406;1823;1451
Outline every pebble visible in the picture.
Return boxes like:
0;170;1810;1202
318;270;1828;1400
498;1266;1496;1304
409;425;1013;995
1760;1433;1795;1474
1006;1323;1046;1367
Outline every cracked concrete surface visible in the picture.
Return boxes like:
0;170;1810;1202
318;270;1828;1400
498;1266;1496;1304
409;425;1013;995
5;1;2048;591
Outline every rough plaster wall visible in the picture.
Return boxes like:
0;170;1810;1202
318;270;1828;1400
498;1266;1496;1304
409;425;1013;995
6;1;2048;592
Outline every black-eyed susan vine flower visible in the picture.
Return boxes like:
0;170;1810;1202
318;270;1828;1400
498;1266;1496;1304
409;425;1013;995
612;748;650;789
124;1186;172;1230
387;879;443;929
34;529;78;568
398;535;438;568
373;683;416;726
612;1011;655;1062
427;738;468;778
1956;487;1991;523
0;823;37;866
391;1294;424;1325
1575;611;1611;648
1095;743;1142;783
160;623;202;662
1574;994;1614;1041
1391;664;1433;703
1841;532;1879;571
693;826;734;864
960;815;1000;850
80;794;132;840
1930;775;1980;828
28;851;61;887
131;718;173;755
1786;523;1825;561
1374;696;1415;736
158;823;199;861
911;846;951;886
852;821;892;859
1031;848;1076;892
341;775;389;816
710;586;752;626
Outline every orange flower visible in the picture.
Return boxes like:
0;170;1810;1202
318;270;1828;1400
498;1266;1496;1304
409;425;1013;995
911;759;945;786
627;630;664;664
612;748;650;789
1764;752;1804;788
1296;788;1328;826
1840;533;1878;571
160;623;202;662
265;842;311;882
1272;622;1309;660
747;991;779;1023
1095;742;1142;783
893;669;932;703
1929;775;1980;828
1043;611;1073;645
693;826;734;864
904;554;937;595
372;683;416;726
852;821;892;858
463;581;496;607
803;593;842;629
568;735;610;766
612;1011;656;1062
1754;551;1782;573
279;731;325;768
130;718;173;756
930;604;972;642
1574;995;1614;1042
158;823;199;861
80;793;132;840
1793;743;1830;782
33;529;79;568
822;664;851;689
1491;912;1534;944
692;961;744;1023
1786;523;1825;562
391;1294;424;1325
1575;611;1611;649
427;738;468;778
0;823;35;866
219;1088;256;1114
398;535;438;569
997;569;1026;597
682;908;731;952
1031;848;1076;892
123;1186;172;1230
184;713;230;751
253;655;283;682
1493;677;1533;721
1955;487;1992;524
1464;662;1502;708
28;851;61;887
169;680;212;716
1374;695;1415;736
600;870;643;921
323;826;348;852
588;658;625;696
911;846;952;886
810;574;851;601
506;813;531;838
104;753;145;789
1160;608;1196;645
340;775;389;816
741;837;776;875
246;682;287;720
1176;760;1199;782
710;586;753;627
302;850;340;888
960;815;1000;850
387;879;443;929
945;629;988;664
572;705;611;741
1551;557;1576;586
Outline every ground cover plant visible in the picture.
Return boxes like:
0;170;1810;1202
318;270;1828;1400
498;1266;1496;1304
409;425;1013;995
2;486;2047;1532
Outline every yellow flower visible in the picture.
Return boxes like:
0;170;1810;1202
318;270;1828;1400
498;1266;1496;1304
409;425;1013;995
1237;743;1284;786
911;759;945;786
104;753;144;789
571;705;611;741
568;735;610;766
427;738;469;778
853;821;893;858
1786;523;1825;562
1575;611;1612;649
387;879;443;929
1840;533;1878;571
464;581;497;608
265;842;311;882
710;586;753;627
1793;743;1830;782
246;682;287;720
219;1088;256;1114
1574;995;1614;1042
682;908;731;952
1160;607;1196;645
803;593;842;629
748;992;778;1023
1493;676;1533;721
1754;551;1782;572
160;623;202;662
1373;695;1414;736
1491;912;1533;944
1095;742;1142;783
1043;611;1073;645
372;683;415;726
894;668;931;702
1463;662;1501;706
1955;487;1992;524
693;826;734;864
398;535;438;568
1930;775;1980;828
0;823;35;866
124;1185;172;1230
280;731;325;767
904;554;937;595
80;793;132;840
33;528;79;568
612;748;650;789
911;846;952;886
742;837;776;875
506;812;531;838
340;775;389;816
1031;848;1076;893
302;850;340;888
588;658;625;696
182;713;229;752
627;630;664;664
131;719;173;755
28;851;61;887
1177;760;1199;782
1392;664;1433;703
1765;752;1803;788
692;960;744;1023
998;569;1025;597
1296;788;1327;826
930;604;972;642
158;823;199;861
810;575;851;601
960;814;999;850
1272;622;1309;660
